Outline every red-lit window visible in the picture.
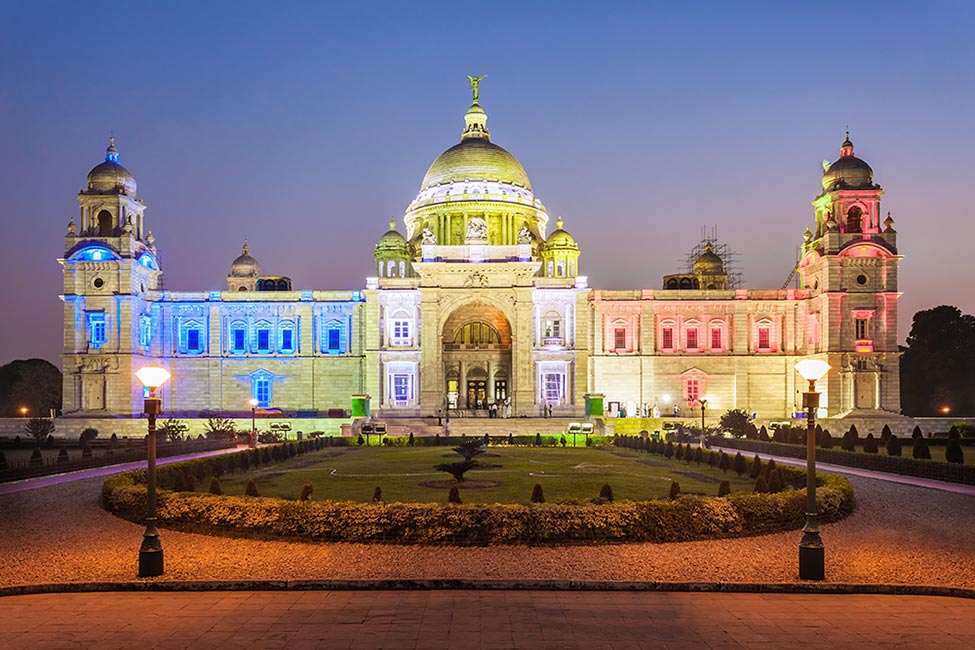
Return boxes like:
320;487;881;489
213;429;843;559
855;318;868;339
686;328;698;350
711;327;722;350
685;378;700;404
758;326;771;350
614;328;626;350
661;327;674;350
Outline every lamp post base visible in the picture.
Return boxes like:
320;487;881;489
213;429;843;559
138;519;164;577
798;544;824;580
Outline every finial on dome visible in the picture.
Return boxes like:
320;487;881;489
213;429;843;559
884;212;895;233
803;227;812;242
704;241;713;252
67;218;77;235
106;135;119;162
556;216;564;230
467;74;486;104
242;239;250;256
388;217;397;231
840;129;854;157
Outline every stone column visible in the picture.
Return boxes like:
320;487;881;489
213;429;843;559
488;359;495;402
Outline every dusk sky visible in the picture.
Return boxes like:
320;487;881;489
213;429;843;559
1;1;973;365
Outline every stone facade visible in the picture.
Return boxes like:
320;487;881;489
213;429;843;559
60;97;901;423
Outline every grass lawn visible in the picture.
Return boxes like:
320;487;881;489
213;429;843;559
215;446;757;504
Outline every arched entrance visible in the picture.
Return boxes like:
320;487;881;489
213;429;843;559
442;303;512;413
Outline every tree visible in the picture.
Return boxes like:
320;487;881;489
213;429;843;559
599;484;614;502
946;439;964;464
408;432;415;446
901;305;975;416
664;441;674;460
372;487;382;503
299;483;313;501
24;417;54;444
675;443;684;462
204;417;237;440
434;459;480;482
530;483;545;503
669;481;681;500
245;479;259;497
912;426;923;440
841;426;858;452
81;427;99;442
693;447;704;464
768;469;783;493
0;358;62;417
209;478;222;495
749;455;763;479
753;474;769;493
719;409;752;438
453;438;485;461
732;452;747;477
863;433;879;454
448;486;462;503
820;430;833;449
717;480;731;497
718;452;731;473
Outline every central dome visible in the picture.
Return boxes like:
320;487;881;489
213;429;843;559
420;138;532;191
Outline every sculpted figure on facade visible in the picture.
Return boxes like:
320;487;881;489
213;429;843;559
421;227;437;245
517;225;532;244
466;217;487;240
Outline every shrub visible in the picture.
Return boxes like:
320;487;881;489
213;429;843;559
245;479;259;497
719;409;753;439
841;427;857;452
530;483;545;503
749;455;762;479
952;423;975;439
81;427;99;442
209;478;222;495
820;430;833;449
24;418;55;444
453;439;485;461
535;432;542;447
299;483;313;501
768;469;783;493
435;460;480;482
881;425;892;442
372;487;382;503
684;444;693;464
947;425;960;441
693;447;703;464
183;473;196;492
239;453;250;472
718;452;731;473
758;425;769;441
271;446;283;461
261;447;271;464
717;480;731;497
448;486;462;504
357;434;364;446
946;439;964;464
753;474;769;493
763;458;778;481
435;433;441;446
408;432;415;446
912;426;923;440
675;444;684;462
210;457;225;477
57;447;69;464
172;472;186;492
732;452;747;477
912;436;931;460
29;448;43;467
863;433;878;454
599;484;614;503
664;441;674;460
668;481;681;500
707;450;718;470
508;433;515;445
886;435;902;457
560;435;567;447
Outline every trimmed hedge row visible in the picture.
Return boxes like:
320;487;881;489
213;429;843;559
710;437;975;485
102;446;854;545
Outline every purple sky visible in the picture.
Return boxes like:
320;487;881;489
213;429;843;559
2;1;973;366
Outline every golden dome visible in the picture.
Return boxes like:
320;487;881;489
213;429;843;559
86;137;137;196
375;218;410;253
230;241;260;277
543;217;578;250
420;138;532;191
693;243;724;274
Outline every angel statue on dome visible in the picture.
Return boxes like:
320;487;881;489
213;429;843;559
468;74;486;103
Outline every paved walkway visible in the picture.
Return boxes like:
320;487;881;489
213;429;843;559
3;590;973;649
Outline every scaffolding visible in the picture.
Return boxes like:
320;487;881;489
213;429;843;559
681;226;744;289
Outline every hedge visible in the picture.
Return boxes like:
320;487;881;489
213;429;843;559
710;437;975;485
102;446;854;546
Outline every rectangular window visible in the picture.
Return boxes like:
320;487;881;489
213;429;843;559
393;374;411;402
139;315;152;348
327;328;341;352
686;379;700;404
711;327;722;350
543;372;563;404
186;329;200;352
545;319;561;339
254;377;270;408
661;327;674;350
232;328;246;353
391;320;411;346
87;312;106;349
686;328;698;350
758;326;771;350
257;329;270;352
281;329;294;353
614;328;626;351
855;318;868;339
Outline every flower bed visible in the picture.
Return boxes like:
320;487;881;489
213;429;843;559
102;444;854;545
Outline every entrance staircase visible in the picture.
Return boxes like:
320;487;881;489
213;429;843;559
348;416;606;439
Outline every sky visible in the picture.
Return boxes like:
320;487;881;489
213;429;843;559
1;0;973;365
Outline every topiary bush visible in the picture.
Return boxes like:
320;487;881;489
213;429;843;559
912;426;923;440
717;480;731;497
668;481;681;500
863;433;878;454
209;478;222;495
912;436;931;460
183;473;197;492
372;487;382;503
768;469;783;493
57;448;69;464
299;483;314;501
946;439;964;464
599;484;614;503
886;435;902;457
245;479;259;497
753;474;769;493
749;454;762;479
29;448;43;467
530;483;545;503
718;452;731;474
881;425;892;443
732;452;747;477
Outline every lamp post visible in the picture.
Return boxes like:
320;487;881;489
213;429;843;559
795;359;830;580
249;398;258;448
699;399;708;434
135;366;170;578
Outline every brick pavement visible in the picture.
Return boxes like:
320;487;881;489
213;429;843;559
2;590;974;650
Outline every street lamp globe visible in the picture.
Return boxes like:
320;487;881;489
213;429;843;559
134;365;169;578
136;367;171;392
795;359;830;383
249;398;258;408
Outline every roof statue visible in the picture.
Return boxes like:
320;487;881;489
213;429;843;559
467;74;486;103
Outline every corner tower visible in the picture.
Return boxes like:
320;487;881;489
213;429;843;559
798;133;901;416
60;138;163;415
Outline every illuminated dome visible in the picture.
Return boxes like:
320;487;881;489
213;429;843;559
375;219;410;253
86;137;137;196
421;138;532;191
693;242;724;275
822;133;874;192
542;218;578;251
230;241;260;277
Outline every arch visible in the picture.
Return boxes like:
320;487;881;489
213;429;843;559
454;321;502;346
846;206;863;233
679;277;693;289
666;278;679;289
838;242;893;258
442;302;512;346
97;210;113;236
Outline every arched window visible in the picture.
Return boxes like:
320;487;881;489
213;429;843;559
568;261;575;276
399;261;406;277
387;260;395;277
847;206;863;233
679;277;693;289
666;278;678;289
455;322;501;347
556;260;565;276
547;261;554;277
97;210;113;237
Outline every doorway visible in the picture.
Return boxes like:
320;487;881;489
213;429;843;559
467;380;487;410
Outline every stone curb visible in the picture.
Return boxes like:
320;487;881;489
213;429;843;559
2;580;974;600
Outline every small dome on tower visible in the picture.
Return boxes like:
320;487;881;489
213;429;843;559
230;241;260;277
86;137;138;196
375;218;410;252
822;132;874;192
542;217;578;251
693;242;724;275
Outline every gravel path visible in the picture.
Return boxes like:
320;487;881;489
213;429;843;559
1;473;973;588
